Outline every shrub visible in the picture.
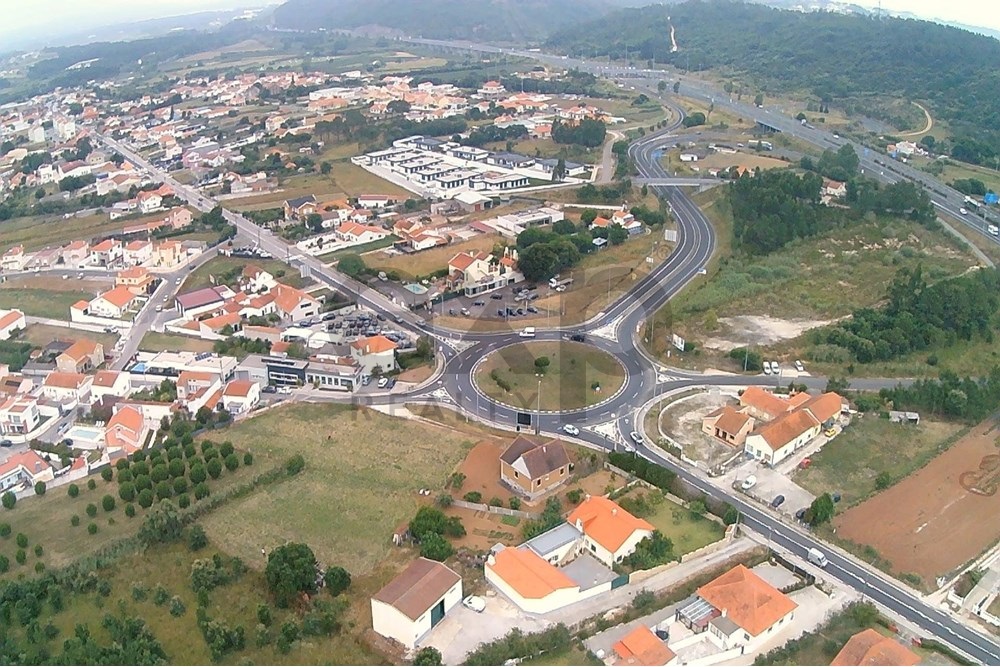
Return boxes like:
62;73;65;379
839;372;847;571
137;489;154;509
102;495;115;512
87;479;96;491
285;454;305;475
34;562;44;573
488;496;504;507
418;532;454;561
85;503;98;517
115;459;130;471
153;585;169;606
265;543;319;608
224;454;240;472
463;491;483;503
155;481;173;500
33;544;43;557
194;482;210;500
169;596;186;617
257;604;272;627
243;452;253;466
117;469;133;483
178;494;190;509
15;549;26;564
68;484;80;498
324;566;351;596
173;477;189;494
414;647;443;666
151;464;169;483
219;442;235;458
70;514;81;526
206;458;223;479
134;474;153;492
16;532;27;548
0;522;8;537
101;467;113;482
509;497;522;510
119;481;136;502
34;481;46;496
190;465;207;485
875;471;892;490
188;525;208;551
125;504;136;518
0;555;8;573
87;523;98;535
436;494;453;508
566;488;584;504
1;491;14;509
168;459;186;478
132;461;149;477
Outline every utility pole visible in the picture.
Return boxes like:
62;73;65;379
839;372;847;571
535;377;542;436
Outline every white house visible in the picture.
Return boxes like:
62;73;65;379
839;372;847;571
1;245;25;271
0;449;53;493
90;370;133;402
221;380;260;415
137;191;163;214
743;392;844;466
0;395;41;435
566;495;654;567
485;545;583;615
41;372;92;403
336;221;390;245
271;283;320;322
371;558;463;649
350;335;397;374
357;194;395;209
0;309;26;340
88;286;140;319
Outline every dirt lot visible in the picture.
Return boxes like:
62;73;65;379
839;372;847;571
835;416;1000;583
657;389;745;468
702;315;837;352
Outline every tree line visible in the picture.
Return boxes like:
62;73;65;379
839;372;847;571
880;367;1000;423
820;266;999;364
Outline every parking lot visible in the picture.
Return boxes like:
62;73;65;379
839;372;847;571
420;593;552;665
434;284;559;322
722;459;816;521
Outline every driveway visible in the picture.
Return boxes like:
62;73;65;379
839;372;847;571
419;593;552;665
720;460;816;521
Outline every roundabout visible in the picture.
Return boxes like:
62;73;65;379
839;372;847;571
472;341;627;413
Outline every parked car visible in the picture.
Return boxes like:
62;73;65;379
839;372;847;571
741;475;757;490
562;424;580;436
629;431;643;445
763;362;772;375
490;293;503;300
526;306;538;314
460;308;470;316
771;494;785;508
362;376;372;386
794;360;804;372
515;307;525;316
769;361;780;374
473;300;485;307
497;309;505;317
0;439;12;448
462;595;486;613
823;427;837;437
795;508;807;521
385;377;397;389
262;385;277;394
377;377;389;389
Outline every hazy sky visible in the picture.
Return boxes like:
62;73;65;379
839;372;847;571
0;0;997;45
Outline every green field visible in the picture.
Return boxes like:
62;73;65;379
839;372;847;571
0;287;93;319
139;331;216;354
19;323;118;350
0;212;124;252
181;256;307;292
197;403;475;575
628;491;726;556
475;341;626;411
793;417;964;507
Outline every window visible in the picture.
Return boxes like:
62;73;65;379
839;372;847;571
513;471;519;478
559;467;565;475
744;633;750;641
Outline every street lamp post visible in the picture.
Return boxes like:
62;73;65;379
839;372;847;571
535;377;542;436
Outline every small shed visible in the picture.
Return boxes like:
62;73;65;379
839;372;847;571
888;411;920;425
371;557;463;649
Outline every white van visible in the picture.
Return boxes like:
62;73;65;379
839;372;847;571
808;548;829;568
519;327;536;338
989;224;999;236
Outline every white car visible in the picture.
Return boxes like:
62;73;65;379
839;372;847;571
794;360;804;372
462;595;486;613
377;377;389;389
741;475;757;490
762;362;772;375
562;424;580;436
960;207;968;215
769;361;781;374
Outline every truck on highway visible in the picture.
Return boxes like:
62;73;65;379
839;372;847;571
808;548;829;568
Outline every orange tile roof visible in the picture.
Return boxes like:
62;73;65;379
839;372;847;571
97;285;137;309
591;216;611;227
200;312;241;332
740;386;794;419
66;240;89;250
696;564;797;637
351;334;397;355
0;450;50;477
831;629;920;666
223;380;257;397
488;547;576;599
752;409;819;451
72;300;90;311
613;625;676;666
271;283;317;315
43;372;87;389
566;496;654;553
270;341;290;355
802;392;844;424
177;371;215;386
712;405;753;435
92;370;124;388
59;339;100;362
117;266;149;280
91;238;119;253
105;406;144;452
449;250;487;272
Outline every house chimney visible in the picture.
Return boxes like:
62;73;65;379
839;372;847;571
584;493;591;501
612;508;618;516
487;554;496;566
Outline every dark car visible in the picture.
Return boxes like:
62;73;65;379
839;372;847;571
795;508;807;521
526;306;538;314
473;300;485;307
322;312;336;321
490;293;503;300
515;307;525;315
376;314;386;321
570;333;586;342
0;439;12;447
497;309;505;317
262;385;277;394
832;492;842;503
771;495;786;508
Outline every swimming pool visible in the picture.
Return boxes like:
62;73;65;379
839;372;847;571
64;425;104;449
131;362;148;373
404;283;428;295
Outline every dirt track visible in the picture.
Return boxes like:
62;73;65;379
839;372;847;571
835;417;1000;582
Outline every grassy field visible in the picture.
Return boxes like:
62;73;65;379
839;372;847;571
663;149;791;175
316;235;398;263
362;234;499;280
19;323;118;350
0;287;94;319
509;137;601;164
914;154;1000;196
225;163;412;211
0;212;124;251
475;341;625;411
792;417;964;507
182;256;306;291
624;491;726;556
139;331;216;354
197;403;475;576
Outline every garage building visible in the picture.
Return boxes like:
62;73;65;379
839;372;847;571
371;557;463;649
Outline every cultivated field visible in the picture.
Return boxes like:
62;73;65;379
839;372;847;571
475;341;626;411
835;416;1000;583
198;404;476;575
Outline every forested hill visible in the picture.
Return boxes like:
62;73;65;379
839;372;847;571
272;0;612;41
547;0;1000;163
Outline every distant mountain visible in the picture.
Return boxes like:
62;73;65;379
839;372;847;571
548;0;1000;164
272;0;617;41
